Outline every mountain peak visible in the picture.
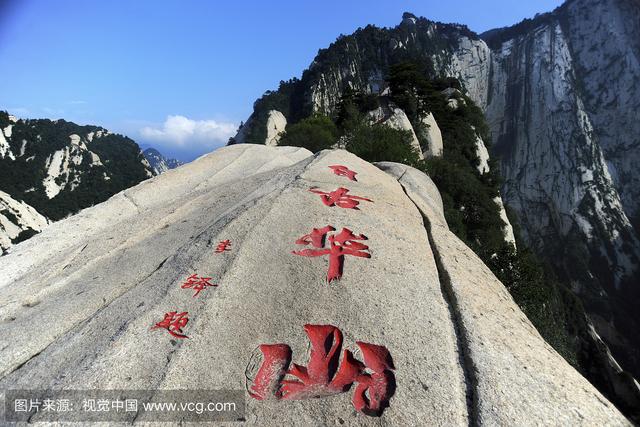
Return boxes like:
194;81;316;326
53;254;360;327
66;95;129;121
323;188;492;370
401;12;417;26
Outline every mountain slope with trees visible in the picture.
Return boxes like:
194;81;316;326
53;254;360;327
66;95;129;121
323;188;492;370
0;111;153;252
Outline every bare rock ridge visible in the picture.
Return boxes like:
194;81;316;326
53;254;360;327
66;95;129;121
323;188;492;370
0;190;49;253
143;147;184;175
0;145;629;424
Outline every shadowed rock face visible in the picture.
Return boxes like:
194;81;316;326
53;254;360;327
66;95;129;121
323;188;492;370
0;145;630;424
484;0;640;384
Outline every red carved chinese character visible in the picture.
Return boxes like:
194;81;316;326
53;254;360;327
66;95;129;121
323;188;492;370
181;274;217;297
248;344;292;401
248;324;395;417
328;165;358;181
352;341;396;416
292;226;370;282
215;239;231;253
151;311;190;339
294;225;335;248
309;187;373;209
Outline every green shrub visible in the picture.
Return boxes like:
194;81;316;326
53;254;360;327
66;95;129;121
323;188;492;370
344;122;422;165
278;115;339;152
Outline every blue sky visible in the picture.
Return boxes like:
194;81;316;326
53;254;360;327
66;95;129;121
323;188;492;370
0;0;563;161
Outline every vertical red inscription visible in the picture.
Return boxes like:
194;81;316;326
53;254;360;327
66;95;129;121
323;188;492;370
151;311;190;339
247;324;395;416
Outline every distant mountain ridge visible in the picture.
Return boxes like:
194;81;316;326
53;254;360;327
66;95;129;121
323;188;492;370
0;111;153;252
143;147;183;175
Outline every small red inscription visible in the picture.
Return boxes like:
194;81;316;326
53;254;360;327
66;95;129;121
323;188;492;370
215;239;231;253
328;165;358;181
181;274;217;298
152;311;190;339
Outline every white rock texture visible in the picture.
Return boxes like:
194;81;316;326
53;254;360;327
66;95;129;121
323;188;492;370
485;13;640;288
0;125;15;160
444;36;491;108
480;0;640;396
493;196;516;248
474;135;490;174
0;145;629;425
419;112;443;157
265;110;287;146
0;191;49;252
368;101;424;160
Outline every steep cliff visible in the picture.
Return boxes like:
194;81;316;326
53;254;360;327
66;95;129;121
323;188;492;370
0;190;48;253
483;0;640;385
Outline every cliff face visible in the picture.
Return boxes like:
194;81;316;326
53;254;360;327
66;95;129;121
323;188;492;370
0;145;629;424
563;0;640;227
483;0;640;381
306;15;491;118
229;1;640;416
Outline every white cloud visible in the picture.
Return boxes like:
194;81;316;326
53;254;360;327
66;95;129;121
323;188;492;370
140;115;237;149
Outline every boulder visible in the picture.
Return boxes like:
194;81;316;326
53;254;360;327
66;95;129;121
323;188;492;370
0;145;630;425
368;101;424;160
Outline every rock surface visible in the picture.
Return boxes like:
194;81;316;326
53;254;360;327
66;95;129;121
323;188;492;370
0;145;629;424
484;2;640;379
143;147;184;175
265;110;287;147
0;190;49;253
368;100;424;160
419;112;443;158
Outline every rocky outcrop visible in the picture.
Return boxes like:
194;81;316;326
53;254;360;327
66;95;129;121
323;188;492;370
229;110;287;147
143;148;184;175
0;145;630;424
366;98;445;160
443;36;491;109
474;135;490;175
41;134;108;199
419;112;443;157
493;196;516;248
0;190;48;253
368;99;424;160
561;0;640;226
265;110;287;146
227;5;640;414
